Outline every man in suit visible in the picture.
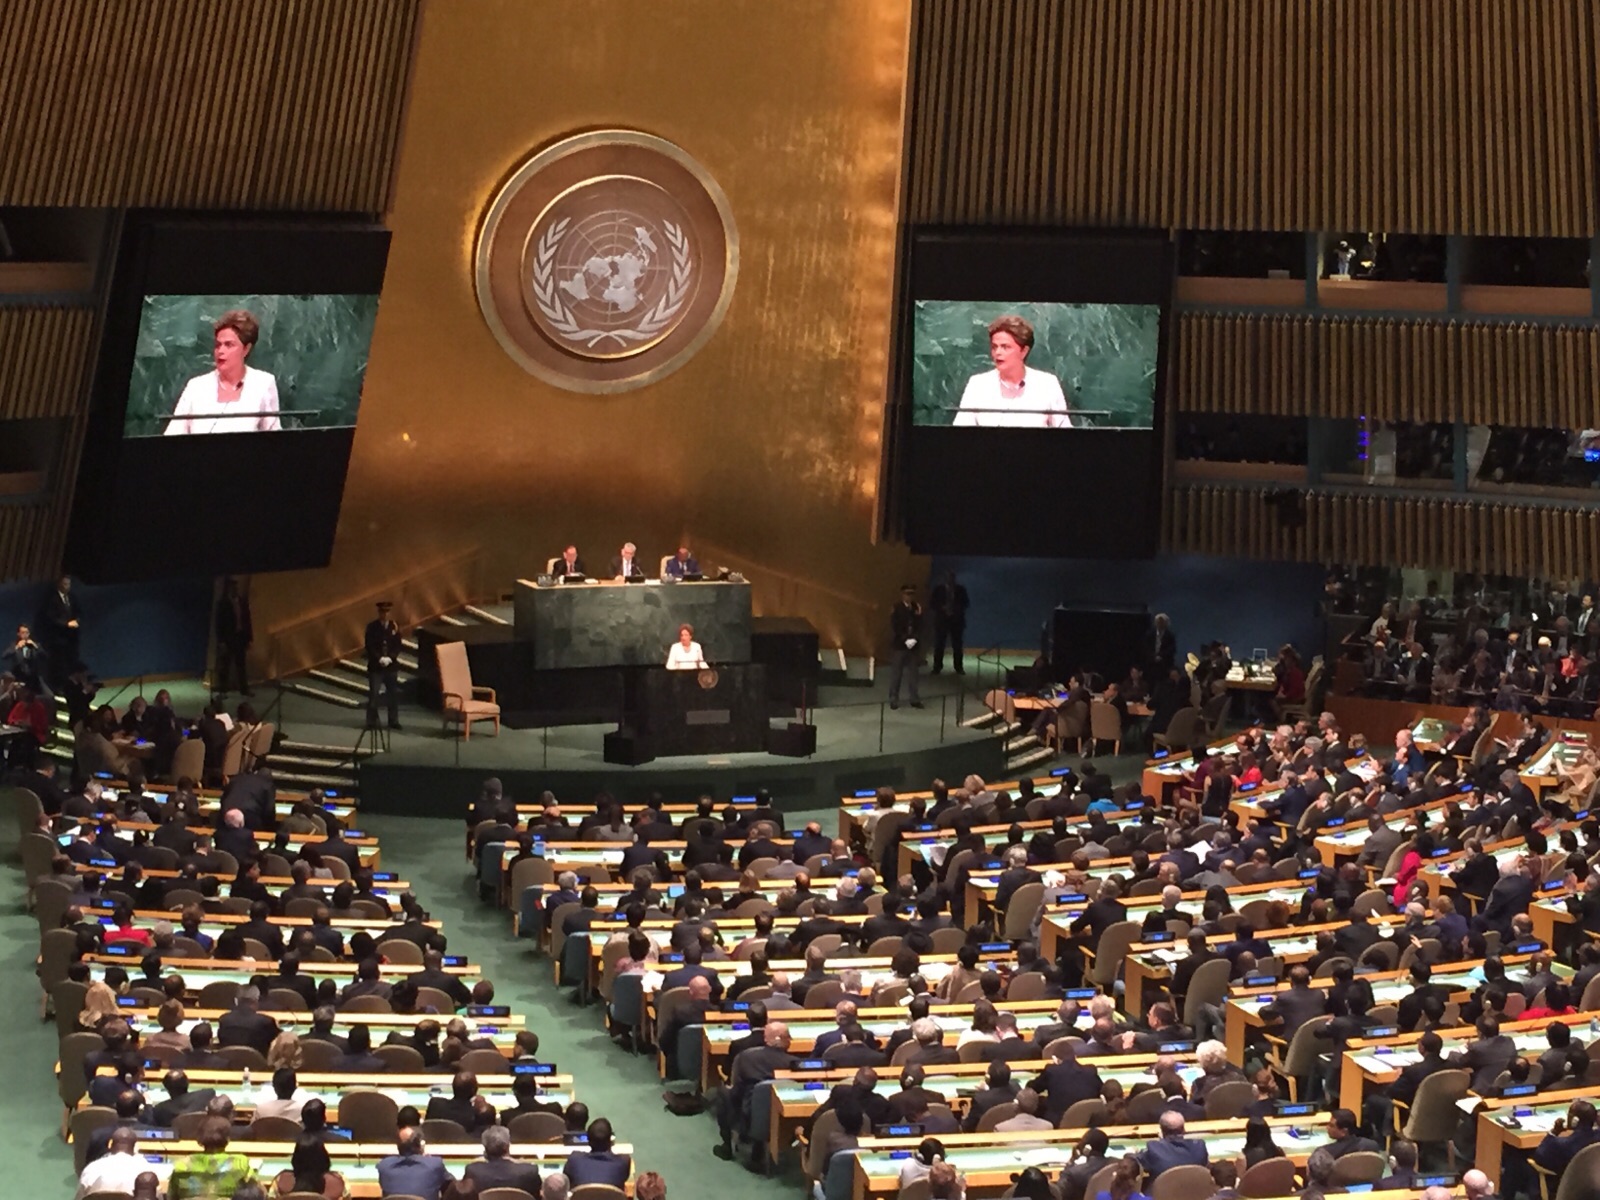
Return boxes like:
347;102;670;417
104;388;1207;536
662;545;701;580
814;1001;875;1055
993;846;1042;914
737;822;784;869
364;599;404;731
408;948;472;1008
272;955;319;1011
610;542;645;580
906;1017;960;1066
217;986;280;1056
661;940;725;1002
147;1070;216;1127
425;1071;496;1131
1534;1099;1600;1177
1449;1014;1518;1091
1137;1111;1208;1178
791;897;850;951
1356;814;1405;873
311;822;362;872
1030;1041;1102;1125
716;1022;796;1162
213;577;253;695
463;1124;541;1194
1060;1129;1113;1200
887;584;924;711
338;958;394;1007
36;574;81;688
791;820;831;864
1331;895;1382;958
962;1060;1020;1131
1372;1030;1445;1133
377;1127;456;1200
1260;966;1328;1041
1474;858;1536;937
885;1064;945;1122
1142;886;1189;934
1324;1108;1382;1159
236;899;286;957
214;805;258;861
383;902;449;953
812;1066;891;1133
1145;613;1176;675
553;544;585;577
1396;962;1452;1031
928;571;969;676
219;765;276;832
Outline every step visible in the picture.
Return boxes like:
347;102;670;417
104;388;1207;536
1004;733;1041;755
962;709;1003;729
280;739;361;758
1001;720;1023;739
285;682;364;710
401;637;418;652
463;604;510;626
309;669;369;696
436;614;468;627
1006;746;1056;774
275;769;363;791
270;752;358;774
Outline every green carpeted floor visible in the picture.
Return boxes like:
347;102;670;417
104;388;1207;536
3;748;1151;1197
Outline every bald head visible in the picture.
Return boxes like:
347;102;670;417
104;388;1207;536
687;976;712;1001
764;1021;791;1048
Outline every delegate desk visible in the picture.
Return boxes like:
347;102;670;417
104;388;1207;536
1122;917;1409;1017
72;865;409;905
1221;952;1555;1061
696;998;1072;1091
895;805;1158;877
88;956;482;993
762;1052;1204;1165
110;1007;526;1049
1474;1084;1598;1187
1520;733;1591;797
1141;736;1239;804
135;1070;575;1119
123;908;442;944
837;775;1079;841
514;577;752;669
848;1117;1335;1200
1310;794;1465;868
1337;1012;1600;1116
133;1139;634;1198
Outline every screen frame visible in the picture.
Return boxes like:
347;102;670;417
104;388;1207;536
886;226;1174;559
66;212;391;582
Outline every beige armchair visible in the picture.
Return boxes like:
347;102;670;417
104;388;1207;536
435;641;501;739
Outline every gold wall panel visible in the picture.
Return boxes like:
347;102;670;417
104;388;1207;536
1174;311;1600;429
0;0;419;209
1167;484;1600;578
0;306;95;421
251;0;916;670
906;0;1598;235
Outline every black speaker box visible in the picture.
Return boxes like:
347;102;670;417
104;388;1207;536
602;728;655;765
766;722;817;757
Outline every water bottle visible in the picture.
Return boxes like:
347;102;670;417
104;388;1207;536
242;1066;251;1091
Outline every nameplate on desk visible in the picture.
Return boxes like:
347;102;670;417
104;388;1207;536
102;943;134;956
685;709;731;726
117;995;140;1006
1430;848;1451;857
1065;988;1097;1000
978;942;1009;953
1125;800;1145;809
853;790;876;798
344;829;365;838
1158;1041;1195;1053
1051;767;1074;777
1418;1177;1459;1188
512;1062;555;1075
372;872;397;881
564;1133;590;1145
1276;1102;1316;1116
89;897;116;909
1244;975;1276;986
1151;750;1170;759
1056;894;1087;905
794;1059;830;1070
467;1005;508;1017
1298;869;1321;879
1501;1084;1538;1097
1143;932;1174;943
731;795;757;804
442;955;466;966
1513;941;1544;954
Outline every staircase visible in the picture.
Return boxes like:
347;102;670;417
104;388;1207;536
962;701;1057;775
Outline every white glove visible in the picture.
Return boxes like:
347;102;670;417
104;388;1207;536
379;656;393;667
905;638;917;649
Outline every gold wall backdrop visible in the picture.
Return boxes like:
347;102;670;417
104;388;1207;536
905;0;1598;235
252;0;916;671
1168;485;1600;579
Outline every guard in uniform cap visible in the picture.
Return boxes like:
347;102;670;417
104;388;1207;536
365;601;404;730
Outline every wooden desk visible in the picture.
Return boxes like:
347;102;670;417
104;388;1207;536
1473;1083;1592;1187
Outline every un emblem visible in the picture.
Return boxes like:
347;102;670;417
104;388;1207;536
475;131;738;393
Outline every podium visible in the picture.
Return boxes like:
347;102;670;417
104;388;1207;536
604;665;768;764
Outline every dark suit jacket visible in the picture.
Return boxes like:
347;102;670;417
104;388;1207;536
1450;1034;1519;1091
1478;876;1536;935
962;1082;1020;1131
217;1007;281;1055
365;619;404;667
1139;1135;1209;1177
426;1094;495;1130
609;555;645;579
464;1157;541;1194
149;1088;217;1128
1031;1060;1103;1123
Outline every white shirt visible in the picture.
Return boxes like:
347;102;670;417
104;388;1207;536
253;1086;312;1120
953;366;1071;428
76;1151;170;1200
665;641;707;671
165;365;281;435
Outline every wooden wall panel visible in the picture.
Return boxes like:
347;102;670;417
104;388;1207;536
906;0;1598;235
0;307;95;421
1173;311;1600;427
0;0;420;209
1166;485;1600;577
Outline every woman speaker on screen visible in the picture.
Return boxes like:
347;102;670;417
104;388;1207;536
952;313;1071;428
164;309;282;435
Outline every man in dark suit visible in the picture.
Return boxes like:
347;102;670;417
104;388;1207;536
364;599;404;731
1137;1111;1208;1178
377;1128;456;1200
858;900;913;949
812;1066;891;1133
214;577;253;695
826;1025;886;1068
1259;966;1328;1041
609;542;645;580
1395;962;1452;1031
1355;814;1405;873
928;571;969;676
311;823;362;872
1144;613;1176;675
1331;895;1382;958
272;955;319;1010
1030;1042;1102;1125
1060;1130;1113;1200
214;806;258;861
960;1060;1019;1131
885;1064;945;1121
219;765;276;832
217;986;280;1056
716;1023;796;1162
35;574;81;688
237;899;286;958
1475;860;1536;937
463;1125;541;1195
1449;1015;1518;1091
661;941;724;1002
1534;1099;1600;1177
994;845;1043;913
383;903;449;953
425;1072;496;1131
791;820;831;864
1568;872;1600;934
790;897;849;951
736;822;784;869
1142;886;1189;934
147;1070;216;1127
906;1018;959;1066
553;544;586;577
1324;1108;1382;1159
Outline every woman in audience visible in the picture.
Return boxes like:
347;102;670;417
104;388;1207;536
274;1132;344;1198
898;1137;949;1191
1011;1166;1057;1200
1243;1069;1280;1118
1094;1158;1148;1200
1237;1115;1285;1171
1190;1039;1246;1102
955;999;999;1048
78;980;121;1029
1389;831;1434;906
936;943;980;1002
146;999;192;1056
613;931;655;978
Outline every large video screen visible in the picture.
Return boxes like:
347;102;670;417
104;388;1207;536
66;218;391;582
891;230;1171;559
911;301;1160;429
126;294;378;437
